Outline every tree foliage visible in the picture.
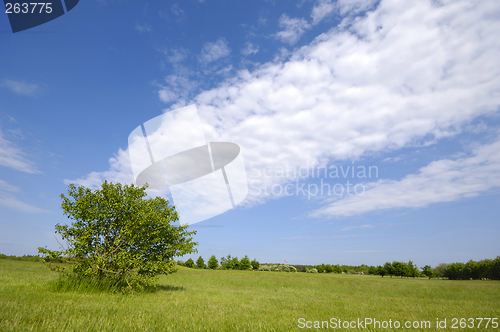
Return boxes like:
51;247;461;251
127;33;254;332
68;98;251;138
207;255;218;269
184;258;195;268
196;256;206;269
251;258;260;271
38;181;197;291
240;255;251;270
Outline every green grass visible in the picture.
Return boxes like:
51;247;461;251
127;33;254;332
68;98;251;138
1;260;499;331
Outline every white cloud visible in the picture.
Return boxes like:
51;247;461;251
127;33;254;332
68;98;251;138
241;42;259;56
311;0;378;25
0;129;39;174
275;14;311;45
2;79;40;96
199;38;231;63
168;47;188;63
64;148;134;189
310;0;336;25
135;22;152;32
311;136;500;217
340;224;374;231
0;179;49;213
170;4;185;20
71;0;500;216
0;179;20;192
157;75;199;104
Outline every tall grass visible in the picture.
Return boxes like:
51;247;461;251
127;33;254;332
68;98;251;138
1;259;499;331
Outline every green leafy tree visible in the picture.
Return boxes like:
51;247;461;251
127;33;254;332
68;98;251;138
251;258;260;270
407;260;419;278
384;262;395;278
220;254;233;270
196;256;206;269
421;265;434;279
240;255;251;270
377;265;387;277
38;181;197;290
232;256;240;270
208;255;218;269
185;258;195;268
434;263;447;279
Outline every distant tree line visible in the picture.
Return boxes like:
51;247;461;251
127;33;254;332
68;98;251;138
4;253;499;280
0;254;41;262
178;255;260;271
295;257;500;280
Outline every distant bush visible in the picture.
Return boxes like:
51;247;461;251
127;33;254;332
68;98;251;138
185;258;195;268
207;255;218;269
196;256;206;269
251;259;260;271
240;255;251;270
0;254;41;262
444;257;500;280
258;264;297;272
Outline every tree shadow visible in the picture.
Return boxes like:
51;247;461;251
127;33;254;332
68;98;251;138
150;285;185;292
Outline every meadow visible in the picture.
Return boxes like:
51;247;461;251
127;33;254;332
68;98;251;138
1;259;499;331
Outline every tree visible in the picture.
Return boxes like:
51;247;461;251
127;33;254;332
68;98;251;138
251;258;260;270
377;266;387;277
196;256;206;269
232;256;240;270
208;255;218;269
434;263;447;279
38;181;197;291
185;258;195;268
220;254;233;270
407;260;419;278
421;265;434;279
240;255;251;270
384;262;395;278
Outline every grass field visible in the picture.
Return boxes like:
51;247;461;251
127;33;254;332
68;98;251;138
1;260;499;331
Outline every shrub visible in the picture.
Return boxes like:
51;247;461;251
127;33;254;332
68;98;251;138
240;255;251;270
38;182;197;292
207;255;218;269
184;258;195;268
196;256;206;269
251;259;260;271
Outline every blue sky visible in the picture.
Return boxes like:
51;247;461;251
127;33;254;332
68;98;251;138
1;0;499;267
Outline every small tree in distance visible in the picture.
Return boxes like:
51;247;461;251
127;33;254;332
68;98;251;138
185;258;195;268
38;181;198;291
240;255;251;270
251;259;260;271
208;255;218;269
196;256;206;269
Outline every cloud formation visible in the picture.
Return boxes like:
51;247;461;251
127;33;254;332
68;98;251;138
0;179;49;213
135;22;152;32
311;135;500;217
2;79;40;96
70;0;500;218
241;42;259;56
199;38;231;63
311;0;378;24
275;14;311;45
0;129;39;174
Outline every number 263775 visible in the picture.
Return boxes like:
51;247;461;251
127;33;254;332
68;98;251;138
5;3;53;14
